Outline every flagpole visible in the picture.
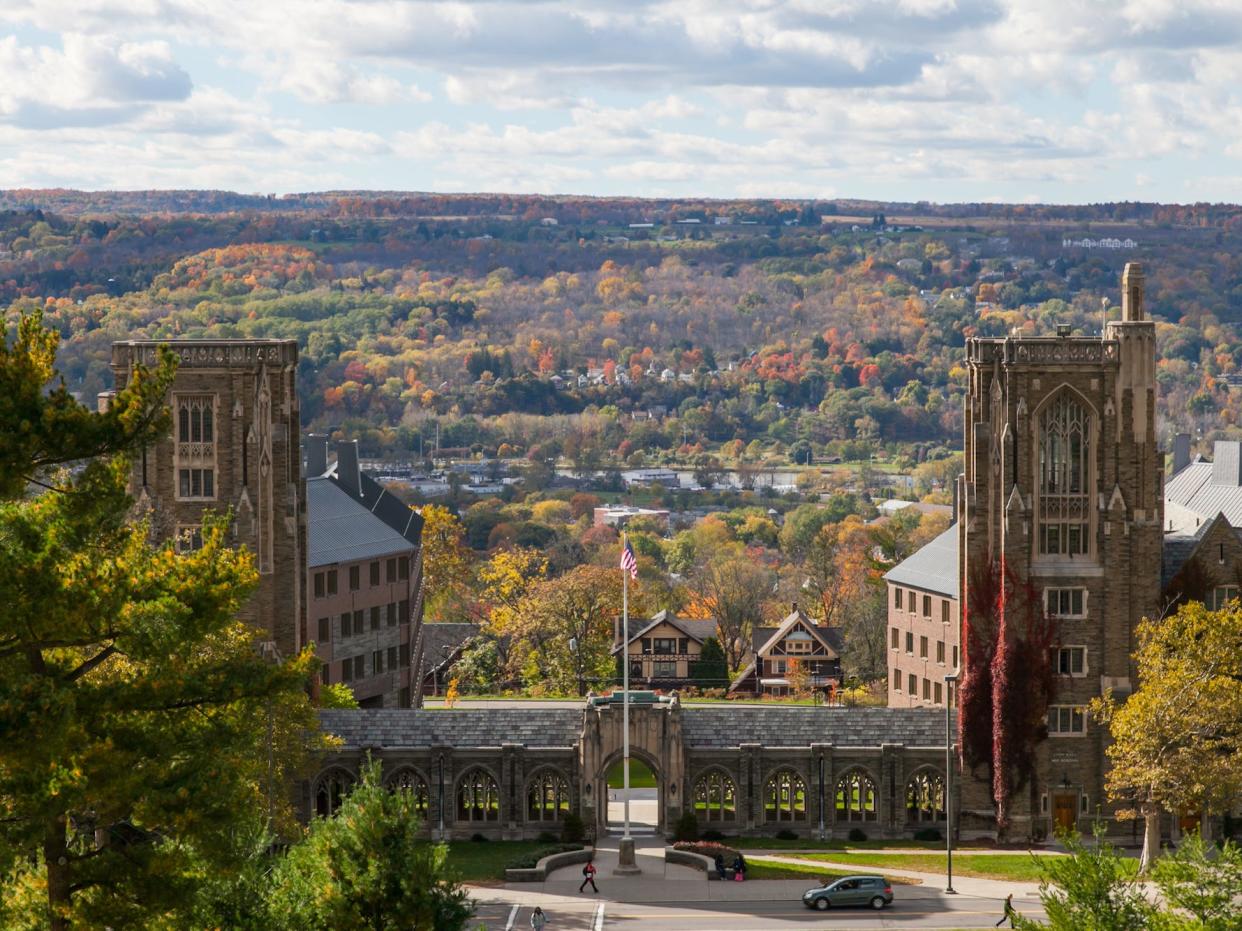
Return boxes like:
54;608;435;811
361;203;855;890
622;533;631;843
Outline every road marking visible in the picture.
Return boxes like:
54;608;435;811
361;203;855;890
592;902;605;931
503;904;518;930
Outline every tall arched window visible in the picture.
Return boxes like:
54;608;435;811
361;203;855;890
1038;393;1092;557
314;768;355;818
385;767;430;817
835;770;877;822
527;771;570;821
456;768;499;822
764;770;807;822
905;770;945;822
693;771;737;822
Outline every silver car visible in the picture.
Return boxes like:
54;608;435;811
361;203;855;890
802;875;893;911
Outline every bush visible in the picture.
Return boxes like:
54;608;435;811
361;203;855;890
776;829;798;841
505;844;584;871
913;828;942;842
673;811;699;842
848;828;868;842
536;831;557;843
470;833;488;843
702;829;725;842
560;813;586;844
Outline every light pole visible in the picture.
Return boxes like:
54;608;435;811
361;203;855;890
944;670;958;895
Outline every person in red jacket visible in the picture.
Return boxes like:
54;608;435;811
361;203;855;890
579;858;599;893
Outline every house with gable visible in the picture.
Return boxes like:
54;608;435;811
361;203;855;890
611;610;722;690
729;605;843;697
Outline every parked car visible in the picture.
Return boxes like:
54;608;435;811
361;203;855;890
802;875;893;911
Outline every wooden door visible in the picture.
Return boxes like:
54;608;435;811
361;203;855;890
1053;794;1077;832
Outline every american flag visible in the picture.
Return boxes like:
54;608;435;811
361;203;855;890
620;538;638;580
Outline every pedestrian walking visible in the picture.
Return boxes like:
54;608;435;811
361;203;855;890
529;905;547;930
579;858;598;894
995;893;1017;927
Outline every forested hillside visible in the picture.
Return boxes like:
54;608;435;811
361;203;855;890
3;191;1242;468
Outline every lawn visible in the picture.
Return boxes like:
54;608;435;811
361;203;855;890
788;851;1107;883
734;837;946;851
745;858;920;884
607;758;657;789
444;841;578;884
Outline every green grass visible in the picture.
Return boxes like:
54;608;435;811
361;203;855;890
444;840;577;884
607;758;656;788
734;837;947;851
788;851;1099;883
746;858;920;884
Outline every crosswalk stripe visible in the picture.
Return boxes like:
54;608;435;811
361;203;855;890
504;903;518;930
592;901;605;931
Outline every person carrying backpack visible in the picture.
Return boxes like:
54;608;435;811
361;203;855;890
529;905;547;929
579;858;598;893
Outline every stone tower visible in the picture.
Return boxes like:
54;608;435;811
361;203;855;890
958;263;1161;837
110;340;307;657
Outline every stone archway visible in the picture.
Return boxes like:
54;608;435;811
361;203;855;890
600;748;662;835
580;693;685;838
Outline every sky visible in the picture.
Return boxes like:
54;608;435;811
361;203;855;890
4;0;1242;203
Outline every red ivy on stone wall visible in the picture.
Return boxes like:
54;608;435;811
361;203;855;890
961;558;1058;836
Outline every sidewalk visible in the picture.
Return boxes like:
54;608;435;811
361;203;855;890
495;834;1045;908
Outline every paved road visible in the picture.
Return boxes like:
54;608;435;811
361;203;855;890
469;895;1043;930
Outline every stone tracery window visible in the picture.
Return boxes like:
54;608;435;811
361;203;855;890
527;770;570;821
385;767;430;817
835;770;877;822
905;769;945;822
764;769;807;822
693;770;737;822
456;768;499;822
314;768;355;818
1038;392;1092;557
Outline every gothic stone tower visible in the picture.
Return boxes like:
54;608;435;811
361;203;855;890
110;340;307;657
958;263;1161;838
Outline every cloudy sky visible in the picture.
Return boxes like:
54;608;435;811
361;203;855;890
3;0;1242;202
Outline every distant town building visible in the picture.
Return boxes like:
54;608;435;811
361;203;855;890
592;505;671;530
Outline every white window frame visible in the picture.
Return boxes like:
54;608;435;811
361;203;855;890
1209;586;1239;610
1047;705;1088;737
1045;587;1087;618
1054;645;1088;677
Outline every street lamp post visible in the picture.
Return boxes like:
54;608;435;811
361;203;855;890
944;670;958;895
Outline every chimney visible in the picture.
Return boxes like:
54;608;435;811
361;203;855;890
1121;262;1145;322
335;439;361;495
97;390;115;413
304;434;328;478
1211;440;1242;488
1172;433;1191;475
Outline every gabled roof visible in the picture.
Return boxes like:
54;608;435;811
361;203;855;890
325;463;424;547
883;525;958;600
729;608;843;689
420;623;483;672
307;477;416;567
1165;443;1242;530
611;610;719;654
1162;511;1236;592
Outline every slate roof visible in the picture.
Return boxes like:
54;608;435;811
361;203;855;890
325;464;424;546
611;611;719;654
1165;443;1242;529
682;706;950;748
307;478;416;567
884;525;959;600
319;709;582;749
420;623;483;671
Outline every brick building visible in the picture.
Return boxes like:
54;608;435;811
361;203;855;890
109;339;307;656
305;436;425;708
884;526;959;708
